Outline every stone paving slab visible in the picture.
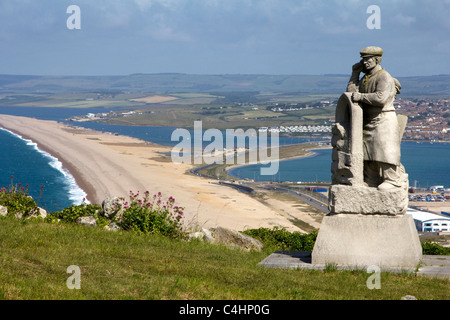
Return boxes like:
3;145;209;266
258;251;450;278
417;255;450;279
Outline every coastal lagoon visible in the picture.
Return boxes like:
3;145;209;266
228;142;450;189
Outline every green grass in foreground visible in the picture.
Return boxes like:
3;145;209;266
0;217;448;300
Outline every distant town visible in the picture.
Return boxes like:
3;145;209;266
396;97;450;142
263;97;450;142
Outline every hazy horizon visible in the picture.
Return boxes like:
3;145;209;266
1;72;449;78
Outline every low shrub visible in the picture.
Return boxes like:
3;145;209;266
422;241;450;255
118;190;184;238
242;227;318;251
0;176;39;217
46;203;104;225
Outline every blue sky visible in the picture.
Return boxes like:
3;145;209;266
0;0;449;76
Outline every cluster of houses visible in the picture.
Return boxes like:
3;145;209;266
397;98;450;142
70;110;140;122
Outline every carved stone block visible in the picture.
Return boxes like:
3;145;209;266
328;183;408;216
312;214;422;269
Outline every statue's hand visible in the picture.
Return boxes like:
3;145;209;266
352;62;363;73
352;92;362;102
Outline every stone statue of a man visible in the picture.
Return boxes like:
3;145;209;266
346;46;402;191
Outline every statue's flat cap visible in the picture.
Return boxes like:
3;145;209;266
360;46;383;57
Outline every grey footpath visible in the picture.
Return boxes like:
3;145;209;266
258;251;450;279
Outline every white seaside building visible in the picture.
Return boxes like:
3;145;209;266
259;125;332;134
406;208;450;232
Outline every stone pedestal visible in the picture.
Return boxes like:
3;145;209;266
328;184;408;215
311;214;422;269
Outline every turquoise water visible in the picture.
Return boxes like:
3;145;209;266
0;128;86;213
0;107;111;212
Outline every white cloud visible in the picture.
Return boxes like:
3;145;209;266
134;0;154;11
97;3;133;28
392;13;416;27
0;0;449;75
133;0;183;12
143;13;192;42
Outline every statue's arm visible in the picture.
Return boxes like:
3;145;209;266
346;74;360;92
359;74;394;107
346;62;363;92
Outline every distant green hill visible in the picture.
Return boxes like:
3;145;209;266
1;73;449;97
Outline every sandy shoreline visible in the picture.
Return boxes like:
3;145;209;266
0;114;317;232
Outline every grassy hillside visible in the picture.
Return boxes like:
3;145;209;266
0;216;448;300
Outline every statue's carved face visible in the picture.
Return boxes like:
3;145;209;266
361;56;377;72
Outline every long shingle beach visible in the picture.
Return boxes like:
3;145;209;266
0;114;316;232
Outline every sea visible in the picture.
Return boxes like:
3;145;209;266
0;106;449;213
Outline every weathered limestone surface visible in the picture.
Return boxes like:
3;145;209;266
312;214;423;269
312;47;422;270
102;197;124;220
76;216;97;227
211;227;263;251
328;184;408;215
331;92;364;186
187;227;263;251
0;205;8;217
